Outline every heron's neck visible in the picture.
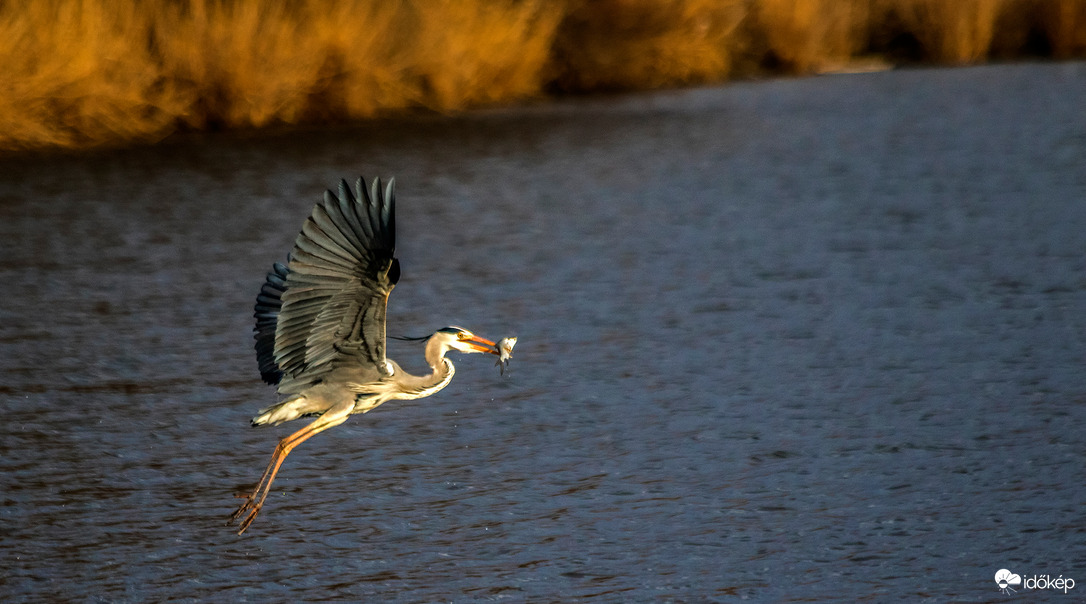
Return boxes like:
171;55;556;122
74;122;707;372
413;350;454;398
424;341;456;380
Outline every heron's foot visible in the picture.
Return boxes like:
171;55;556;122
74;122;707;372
229;492;262;534
229;492;253;520
236;504;262;534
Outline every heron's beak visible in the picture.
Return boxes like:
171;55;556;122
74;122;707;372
463;334;500;355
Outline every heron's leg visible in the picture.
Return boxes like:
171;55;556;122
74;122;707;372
230;426;315;522
230;400;353;534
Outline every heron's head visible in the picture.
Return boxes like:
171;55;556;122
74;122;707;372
432;326;500;355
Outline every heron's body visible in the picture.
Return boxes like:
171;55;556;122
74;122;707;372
250;345;458;426
229;177;510;535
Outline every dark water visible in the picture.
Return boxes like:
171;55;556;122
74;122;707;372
2;62;1085;601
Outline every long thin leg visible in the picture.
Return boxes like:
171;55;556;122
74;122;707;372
230;400;353;535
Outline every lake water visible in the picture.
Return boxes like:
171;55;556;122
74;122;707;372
2;62;1085;601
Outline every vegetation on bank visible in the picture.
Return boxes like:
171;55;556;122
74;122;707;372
1;0;1083;152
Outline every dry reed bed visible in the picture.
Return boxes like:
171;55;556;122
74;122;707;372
1;0;1083;152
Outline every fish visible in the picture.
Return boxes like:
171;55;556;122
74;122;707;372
495;337;516;375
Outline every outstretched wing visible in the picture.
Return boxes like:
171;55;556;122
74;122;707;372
254;177;400;394
254;260;289;384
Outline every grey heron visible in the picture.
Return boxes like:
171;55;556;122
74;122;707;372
229;176;513;535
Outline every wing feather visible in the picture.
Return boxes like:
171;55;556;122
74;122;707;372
331;185;371;253
300;217;361;263
311;203;364;258
342;180;376;243
292;234;358;271
254;262;289;384
252;177;400;393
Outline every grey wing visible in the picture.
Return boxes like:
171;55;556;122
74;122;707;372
267;177;400;394
254;260;288;385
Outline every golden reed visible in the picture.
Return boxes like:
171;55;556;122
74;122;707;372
1;0;1083;152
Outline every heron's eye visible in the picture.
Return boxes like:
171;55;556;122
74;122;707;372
457;331;472;340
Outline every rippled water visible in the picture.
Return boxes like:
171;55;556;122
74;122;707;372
2;62;1085;601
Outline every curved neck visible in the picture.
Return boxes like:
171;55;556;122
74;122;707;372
407;350;453;398
424;338;452;373
411;338;454;394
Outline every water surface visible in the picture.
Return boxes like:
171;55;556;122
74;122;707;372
2;62;1085;601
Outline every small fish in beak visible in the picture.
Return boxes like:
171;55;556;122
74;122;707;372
495;337;516;375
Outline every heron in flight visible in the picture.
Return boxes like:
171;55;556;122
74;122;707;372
230;176;514;535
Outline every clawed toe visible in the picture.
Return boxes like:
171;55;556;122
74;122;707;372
236;506;261;533
229;493;260;529
229;504;261;534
